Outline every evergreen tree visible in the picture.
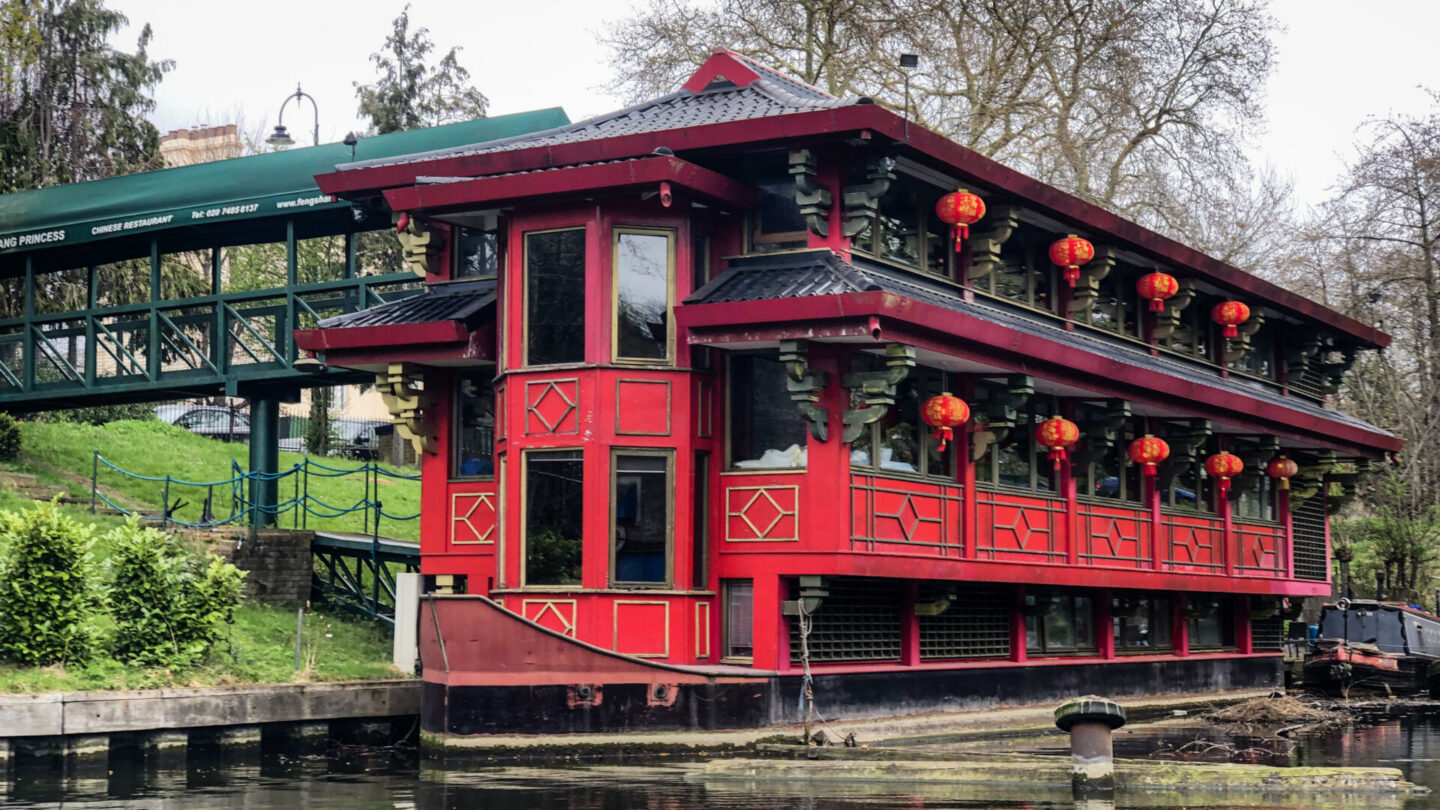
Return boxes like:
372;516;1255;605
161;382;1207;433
0;0;172;193
354;4;489;135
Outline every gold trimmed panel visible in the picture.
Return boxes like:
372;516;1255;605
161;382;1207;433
614;378;673;436
522;598;577;638
694;601;711;660
450;491;496;545
724;485;800;542
613;600;670;659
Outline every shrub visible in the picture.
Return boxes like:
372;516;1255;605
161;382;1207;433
0;501;98;665
36;403;157;426
106;518;245;668
0;412;20;462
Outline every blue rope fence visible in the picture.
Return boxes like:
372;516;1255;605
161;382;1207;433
90;451;420;536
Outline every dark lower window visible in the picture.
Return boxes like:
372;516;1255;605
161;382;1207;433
1187;596;1235;650
612;452;671;585
692;452;710;589
729;353;808;469
525;450;583;586
455;224;500;278
849;359;954;480
1025;590;1095;655
723;580;754;660
1112;593;1172;653
525;228;586;366
452;370;494;478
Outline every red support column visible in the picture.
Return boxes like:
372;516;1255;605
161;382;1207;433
901;581;921;666
1279;488;1295;580
1096;588;1115;660
1220;486;1235;577
1173;595;1190;658
751;572;786;672
1011;584;1028;663
1148;474;1163;571
1236;596;1253;654
961;377;979;560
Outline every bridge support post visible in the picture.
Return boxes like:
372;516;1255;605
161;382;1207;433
249;392;280;528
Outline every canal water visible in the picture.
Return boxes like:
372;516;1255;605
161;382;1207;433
7;710;1440;809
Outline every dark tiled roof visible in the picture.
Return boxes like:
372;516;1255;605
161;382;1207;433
686;251;1392;438
318;279;496;329
340;59;852;173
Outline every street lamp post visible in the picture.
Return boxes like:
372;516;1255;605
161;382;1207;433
267;84;320;147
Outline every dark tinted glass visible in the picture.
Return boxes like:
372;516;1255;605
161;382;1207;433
526;229;586;365
615;232;670;360
525;450;584;586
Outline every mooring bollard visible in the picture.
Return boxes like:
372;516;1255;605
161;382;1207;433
1054;696;1126;795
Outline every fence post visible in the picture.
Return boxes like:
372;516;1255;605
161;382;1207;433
90;451;98;514
301;460;309;530
372;490;382;620
162;475;172;529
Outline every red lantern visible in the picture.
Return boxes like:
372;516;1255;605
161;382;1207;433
1204;452;1245;494
1034;416;1080;470
934;190;986;253
1267;455;1298;491
922;392;970;452
1136;272;1179;313
1212;301;1251;338
1049;234;1094;288
1127;435;1170;476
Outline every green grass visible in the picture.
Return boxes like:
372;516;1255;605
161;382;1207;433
17;419;420;541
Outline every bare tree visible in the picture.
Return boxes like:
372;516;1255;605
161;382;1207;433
602;0;1283;270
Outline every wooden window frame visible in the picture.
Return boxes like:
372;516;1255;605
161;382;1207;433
1112;593;1173;654
452;223;502;281
1024;590;1098;656
721;579;755;664
609;447;676;588
521;225;587;369
611;226;677;366
450;368;496;481
520;447;585;590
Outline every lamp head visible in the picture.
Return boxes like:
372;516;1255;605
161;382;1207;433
266;124;294;147
899;53;919;70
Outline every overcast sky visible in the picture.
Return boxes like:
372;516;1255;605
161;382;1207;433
117;0;1437;209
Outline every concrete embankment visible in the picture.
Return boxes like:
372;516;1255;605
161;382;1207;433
0;679;419;776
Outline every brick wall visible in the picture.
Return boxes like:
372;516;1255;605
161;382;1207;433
183;529;315;605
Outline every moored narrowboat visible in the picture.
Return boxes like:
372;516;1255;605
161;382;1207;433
1306;600;1440;693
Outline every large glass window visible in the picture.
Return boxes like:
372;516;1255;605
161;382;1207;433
1229;322;1276;380
975;384;1056;493
455;225;500;279
452;370;494;478
729;354;808;469
723;580;755;660
1084;268;1141;338
1112;593;1172;653
524;450;584;586
1163;450;1209;513
1187;595;1235;650
612;451;672;586
973;223;1054;312
525;228;586;366
849;173;952;279
849;359;954;480
613;228;674;363
1025;589;1095;655
749;177;807;253
1072;410;1142;504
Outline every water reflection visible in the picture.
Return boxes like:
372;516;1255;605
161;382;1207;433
6;711;1440;808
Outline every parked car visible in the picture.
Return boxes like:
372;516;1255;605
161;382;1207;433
158;405;250;442
333;419;382;460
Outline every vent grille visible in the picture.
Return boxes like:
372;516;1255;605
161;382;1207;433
789;577;902;664
919;583;1011;660
1292;496;1328;582
1251;616;1284;652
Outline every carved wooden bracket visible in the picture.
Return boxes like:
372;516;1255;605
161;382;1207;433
1158;419;1212;490
1224;310;1265;364
1320;345;1357;394
1065;246;1118;317
1072;399;1131;466
1151;278;1198;341
971;374;1032;462
376;362;436;454
1227;435;1279;502
790;149;832;238
394;213;444;277
841;156;895;238
967;205;1020;283
778;340;830;442
1284;331;1324;380
839;343;916;444
1289;450;1338;507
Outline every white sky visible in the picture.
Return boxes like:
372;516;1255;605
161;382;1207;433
117;0;1438;209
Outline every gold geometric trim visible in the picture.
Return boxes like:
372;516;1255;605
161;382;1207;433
450;491;496;545
694;601;711;660
525;378;579;435
614;378;672;436
613;600;670;658
522;598;577;637
725;485;800;542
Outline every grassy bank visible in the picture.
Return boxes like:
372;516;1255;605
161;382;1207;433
0;421;409;693
15;419;420;541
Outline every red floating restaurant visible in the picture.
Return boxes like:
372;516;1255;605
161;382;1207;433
296;50;1397;741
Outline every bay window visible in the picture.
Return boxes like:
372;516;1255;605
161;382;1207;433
525;228;586;366
611;450;672;586
524;449;584;586
612;228;674;363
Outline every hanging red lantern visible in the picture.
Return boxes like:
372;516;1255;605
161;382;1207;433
1127;435;1170;477
1049;234;1094;288
921;392;971;452
1136;272;1179;313
1204;452;1245;494
1034;416;1080;470
1266;455;1298;491
934;190;986;253
1212;301;1251;338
